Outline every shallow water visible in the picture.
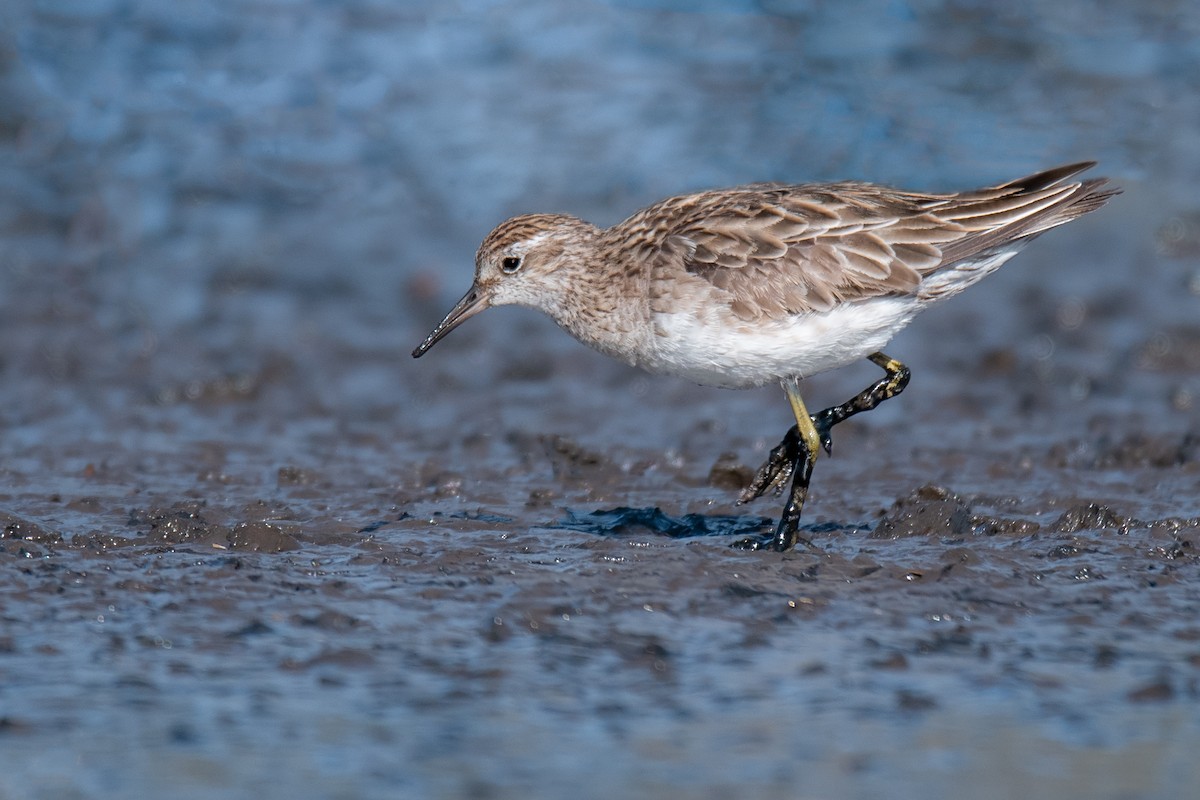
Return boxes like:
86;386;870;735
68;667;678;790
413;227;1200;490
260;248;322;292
2;1;1200;798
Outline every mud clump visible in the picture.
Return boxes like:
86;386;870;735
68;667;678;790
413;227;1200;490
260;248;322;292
130;502;222;544
707;452;754;491
227;521;302;552
970;516;1041;537
1;511;63;545
871;485;971;539
1052;503;1128;534
128;503;301;551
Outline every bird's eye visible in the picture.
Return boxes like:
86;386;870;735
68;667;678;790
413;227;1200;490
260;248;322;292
501;256;522;274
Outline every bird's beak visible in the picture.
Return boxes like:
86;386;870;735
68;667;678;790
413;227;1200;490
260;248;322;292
412;285;491;358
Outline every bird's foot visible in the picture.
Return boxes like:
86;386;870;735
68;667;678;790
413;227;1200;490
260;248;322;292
733;442;817;552
737;426;800;504
737;412;834;505
730;530;816;552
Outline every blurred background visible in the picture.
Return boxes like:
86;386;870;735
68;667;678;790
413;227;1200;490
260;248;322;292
1;0;1194;427
3;2;1200;798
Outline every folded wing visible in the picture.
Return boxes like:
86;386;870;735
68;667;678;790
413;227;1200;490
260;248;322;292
657;162;1117;321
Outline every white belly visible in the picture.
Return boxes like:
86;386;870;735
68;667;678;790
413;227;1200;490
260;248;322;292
642;296;920;389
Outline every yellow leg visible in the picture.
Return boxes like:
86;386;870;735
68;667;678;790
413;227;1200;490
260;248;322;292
732;377;820;551
736;353;912;552
783;377;821;461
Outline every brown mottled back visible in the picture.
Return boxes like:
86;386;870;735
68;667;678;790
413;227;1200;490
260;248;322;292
614;163;1117;321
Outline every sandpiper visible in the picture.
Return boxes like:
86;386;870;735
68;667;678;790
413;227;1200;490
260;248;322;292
413;163;1118;550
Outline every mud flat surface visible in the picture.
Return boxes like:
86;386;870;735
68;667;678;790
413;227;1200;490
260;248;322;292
3;2;1200;798
8;288;1200;800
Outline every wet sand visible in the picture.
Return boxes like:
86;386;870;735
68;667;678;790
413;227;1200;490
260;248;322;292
3;2;1200;798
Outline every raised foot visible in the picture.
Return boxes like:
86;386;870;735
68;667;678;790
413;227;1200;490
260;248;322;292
738;416;835;507
737;426;800;505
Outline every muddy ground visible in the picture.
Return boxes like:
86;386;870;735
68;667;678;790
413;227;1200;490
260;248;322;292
3;2;1200;799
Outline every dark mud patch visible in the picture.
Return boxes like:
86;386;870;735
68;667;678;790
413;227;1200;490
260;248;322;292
553;506;772;539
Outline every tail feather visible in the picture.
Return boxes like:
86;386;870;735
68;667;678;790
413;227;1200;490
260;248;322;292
919;164;1119;302
994;161;1098;192
938;166;1120;265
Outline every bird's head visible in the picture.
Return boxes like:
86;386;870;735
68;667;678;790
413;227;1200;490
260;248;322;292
412;214;598;357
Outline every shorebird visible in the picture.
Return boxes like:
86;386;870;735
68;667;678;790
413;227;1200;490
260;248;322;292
413;162;1118;550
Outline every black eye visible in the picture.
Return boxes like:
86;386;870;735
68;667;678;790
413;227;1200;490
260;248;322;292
501;256;522;274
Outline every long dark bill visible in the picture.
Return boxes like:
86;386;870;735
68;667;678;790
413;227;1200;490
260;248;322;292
411;285;490;358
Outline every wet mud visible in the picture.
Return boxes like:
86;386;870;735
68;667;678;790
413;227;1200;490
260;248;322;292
4;280;1200;798
4;2;1200;798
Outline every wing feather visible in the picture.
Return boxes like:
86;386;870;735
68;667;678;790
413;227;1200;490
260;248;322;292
624;164;1116;322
